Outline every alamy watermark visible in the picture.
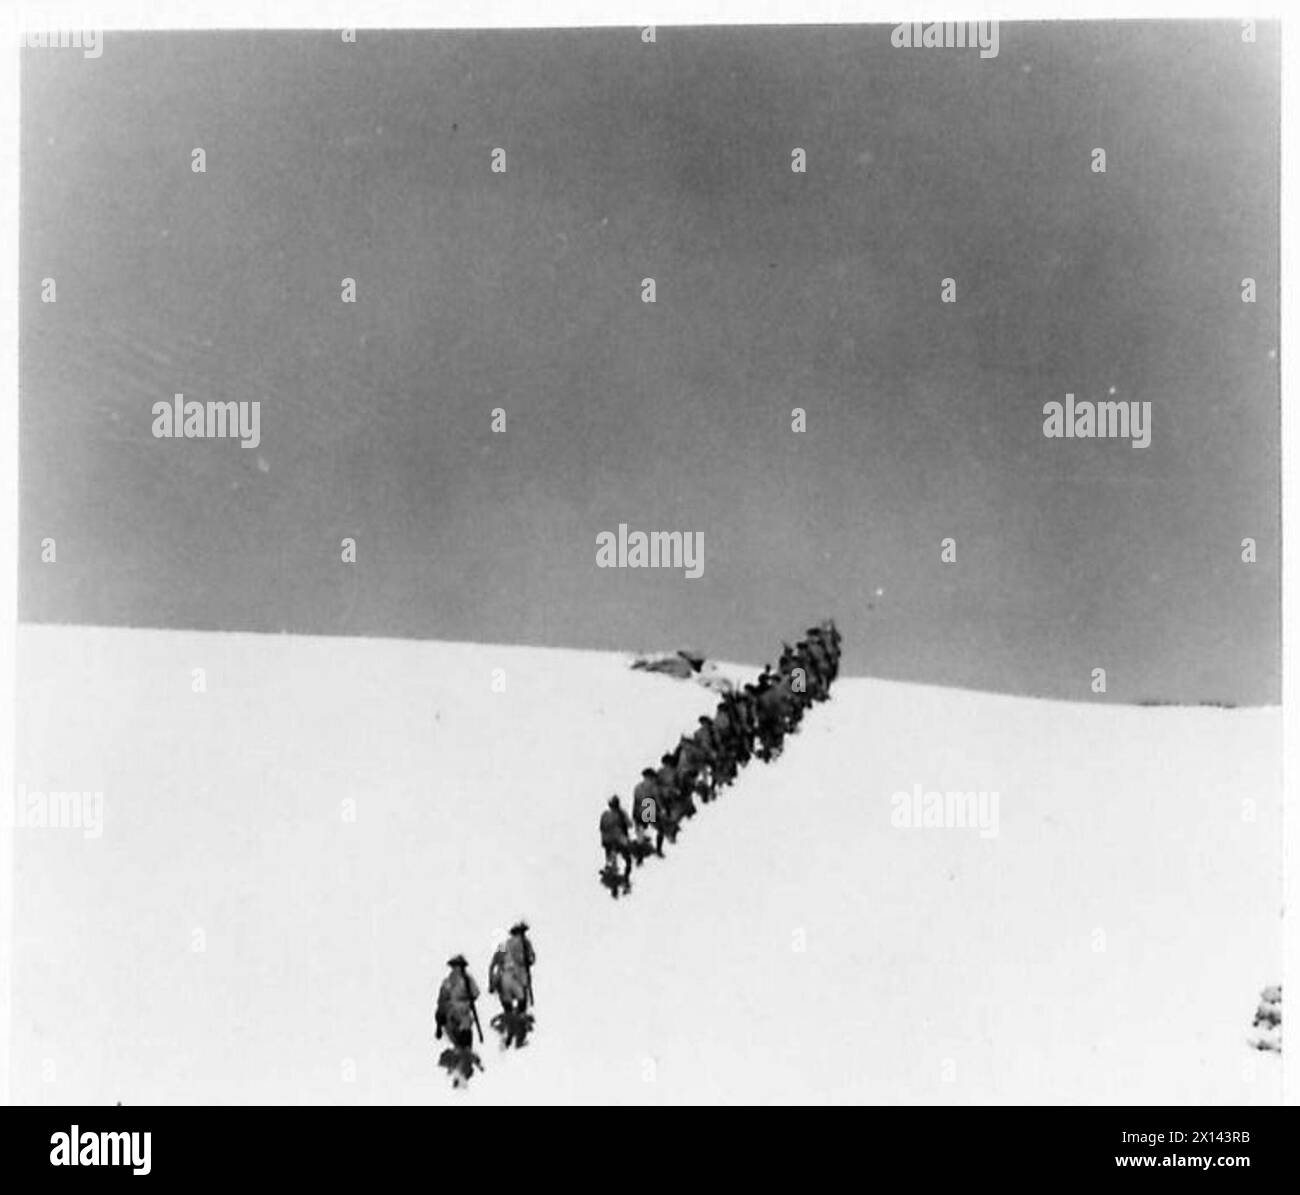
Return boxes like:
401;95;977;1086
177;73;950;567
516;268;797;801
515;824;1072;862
14;12;103;58
891;21;999;60
1043;392;1151;448
5;784;104;838
890;784;1000;838
152;394;262;449
595;523;704;579
50;1126;150;1175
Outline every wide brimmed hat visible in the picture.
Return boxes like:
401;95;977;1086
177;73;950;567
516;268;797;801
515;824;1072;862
510;921;529;935
447;954;468;968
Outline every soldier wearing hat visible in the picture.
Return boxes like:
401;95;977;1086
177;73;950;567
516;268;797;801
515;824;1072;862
436;954;481;1052
488;921;536;1047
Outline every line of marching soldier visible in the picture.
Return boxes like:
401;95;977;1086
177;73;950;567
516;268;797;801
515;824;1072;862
600;620;842;894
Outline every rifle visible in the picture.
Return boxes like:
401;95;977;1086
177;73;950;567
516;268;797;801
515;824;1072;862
467;980;484;1044
450;969;483;1045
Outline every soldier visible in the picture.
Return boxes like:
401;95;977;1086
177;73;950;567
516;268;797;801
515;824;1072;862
675;732;711;807
600;795;634;883
436;954;481;1050
657;752;691;832
824;620;842;679
773;669;795;727
668;748;698;820
731;690;754;761
702;712;737;790
755;678;788;761
803;629;834;700
783;648;815;711
716;693;750;767
736;685;761;758
770;664;794;711
692;716;723;800
632;767;666;857
488;921;535;1048
805;638;832;700
435;954;483;1085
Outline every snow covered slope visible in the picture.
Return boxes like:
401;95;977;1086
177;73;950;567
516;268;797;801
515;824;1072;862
8;625;1282;1105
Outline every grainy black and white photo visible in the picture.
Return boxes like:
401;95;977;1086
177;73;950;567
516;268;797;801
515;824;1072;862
6;12;1287;1115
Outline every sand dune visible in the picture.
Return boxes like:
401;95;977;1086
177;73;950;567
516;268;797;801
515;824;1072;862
8;624;1282;1104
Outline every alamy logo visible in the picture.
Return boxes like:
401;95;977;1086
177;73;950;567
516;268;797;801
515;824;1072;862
50;1125;151;1174
890;784;1000;838
6;784;103;838
595;523;704;579
891;21;999;59
152;393;261;448
1043;393;1152;448
17;23;103;58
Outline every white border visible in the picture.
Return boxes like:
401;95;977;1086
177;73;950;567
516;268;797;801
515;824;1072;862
0;3;1293;1109
0;2;1290;31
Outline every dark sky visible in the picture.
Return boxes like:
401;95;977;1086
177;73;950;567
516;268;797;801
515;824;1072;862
20;23;1280;703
